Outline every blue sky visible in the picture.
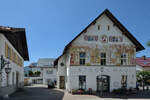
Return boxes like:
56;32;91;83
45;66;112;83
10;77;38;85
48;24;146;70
0;0;149;66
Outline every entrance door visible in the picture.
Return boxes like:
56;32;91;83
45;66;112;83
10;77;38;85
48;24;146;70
59;76;65;89
97;75;110;92
16;72;19;88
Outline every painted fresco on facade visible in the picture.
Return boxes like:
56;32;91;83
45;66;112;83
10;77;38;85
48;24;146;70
69;44;135;66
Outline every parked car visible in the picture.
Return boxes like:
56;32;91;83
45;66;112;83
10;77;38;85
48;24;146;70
48;82;55;88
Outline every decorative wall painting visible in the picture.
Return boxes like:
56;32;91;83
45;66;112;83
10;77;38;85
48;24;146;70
69;44;135;66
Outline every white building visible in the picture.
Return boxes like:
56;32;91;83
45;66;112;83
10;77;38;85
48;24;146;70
41;66;57;84
0;26;29;96
55;9;144;92
24;58;57;85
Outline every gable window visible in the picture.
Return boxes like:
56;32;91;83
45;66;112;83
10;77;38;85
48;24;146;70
101;53;106;65
121;75;127;88
7;46;11;59
108;25;110;31
98;25;100;30
47;70;53;74
79;75;86;90
79;52;86;65
120;53;127;65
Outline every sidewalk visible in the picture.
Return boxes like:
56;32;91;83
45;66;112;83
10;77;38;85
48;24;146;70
62;91;150;100
63;92;101;100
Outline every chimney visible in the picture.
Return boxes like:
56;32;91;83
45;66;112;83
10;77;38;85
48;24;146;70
143;56;146;60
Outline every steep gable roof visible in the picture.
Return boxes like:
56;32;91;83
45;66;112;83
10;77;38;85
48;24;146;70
54;9;145;65
0;26;29;61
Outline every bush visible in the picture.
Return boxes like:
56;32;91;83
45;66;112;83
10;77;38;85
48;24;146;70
72;89;78;94
112;88;127;94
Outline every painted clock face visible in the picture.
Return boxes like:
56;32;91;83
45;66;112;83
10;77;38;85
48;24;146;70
101;35;108;43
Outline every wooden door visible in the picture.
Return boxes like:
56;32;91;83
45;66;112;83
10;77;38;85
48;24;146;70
59;76;65;89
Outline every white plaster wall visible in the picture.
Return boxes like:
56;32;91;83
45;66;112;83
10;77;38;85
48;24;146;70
72;14;134;46
0;34;24;88
42;68;57;84
57;13;137;92
57;55;67;88
136;64;143;72
67;66;136;92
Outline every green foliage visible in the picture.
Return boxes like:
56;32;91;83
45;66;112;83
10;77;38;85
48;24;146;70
137;70;150;90
137;71;150;83
147;41;150;47
29;70;33;76
34;71;41;76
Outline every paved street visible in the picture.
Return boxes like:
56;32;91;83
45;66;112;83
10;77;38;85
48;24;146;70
9;84;64;100
8;85;150;100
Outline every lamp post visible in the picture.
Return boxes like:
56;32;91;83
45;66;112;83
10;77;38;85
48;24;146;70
5;64;11;87
100;67;104;96
0;55;10;87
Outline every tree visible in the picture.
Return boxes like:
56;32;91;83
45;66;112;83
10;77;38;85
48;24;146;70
137;71;150;90
29;70;33;76
34;71;41;76
147;41;150;46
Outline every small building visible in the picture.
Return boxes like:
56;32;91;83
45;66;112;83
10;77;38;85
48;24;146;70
24;58;57;85
54;9;144;92
0;26;29;96
136;56;150;72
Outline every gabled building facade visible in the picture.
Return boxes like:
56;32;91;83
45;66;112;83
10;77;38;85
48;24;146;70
55;9;144;92
0;26;29;96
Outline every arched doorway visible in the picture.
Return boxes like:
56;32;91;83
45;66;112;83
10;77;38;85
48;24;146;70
97;75;110;92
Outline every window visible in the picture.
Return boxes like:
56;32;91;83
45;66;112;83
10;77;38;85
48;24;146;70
47;70;53;74
79;52;86;65
79;75;86;90
121;75;127;88
101;53;106;65
98;25;100;30
121;53;127;65
14;53;16;63
112;37;116;42
108;25;110;31
7;47;11;59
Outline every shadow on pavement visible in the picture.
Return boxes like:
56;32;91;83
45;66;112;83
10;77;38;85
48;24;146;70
95;90;150;99
8;87;64;100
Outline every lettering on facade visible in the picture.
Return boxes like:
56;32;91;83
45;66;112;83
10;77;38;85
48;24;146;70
84;35;123;43
84;35;98;41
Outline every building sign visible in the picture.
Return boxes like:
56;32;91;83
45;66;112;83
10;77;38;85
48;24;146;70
84;35;123;43
109;36;123;42
84;35;98;41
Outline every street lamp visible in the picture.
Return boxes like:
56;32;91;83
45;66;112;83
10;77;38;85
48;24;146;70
5;63;11;87
0;55;10;87
100;67;104;96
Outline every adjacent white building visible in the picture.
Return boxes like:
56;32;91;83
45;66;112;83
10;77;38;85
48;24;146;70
55;9;144;92
24;58;57;85
0;26;29;96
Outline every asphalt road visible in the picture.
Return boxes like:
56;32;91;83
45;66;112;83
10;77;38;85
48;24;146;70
9;85;64;100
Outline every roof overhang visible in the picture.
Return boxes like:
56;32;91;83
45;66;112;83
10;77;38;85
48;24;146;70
0;26;29;61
